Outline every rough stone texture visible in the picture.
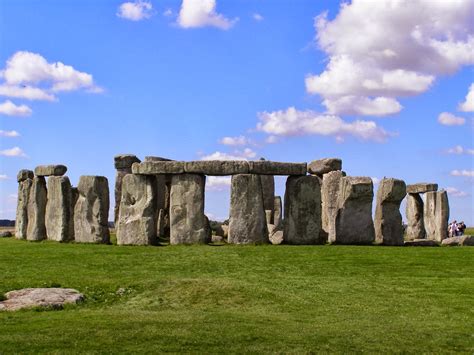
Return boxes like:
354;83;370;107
424;190;449;242
374;178;406;246
406;183;438;194
17;169;33;182
114;154;141;169
26;176;47;241
441;236;474;246
331;176;375;245
274;196;282;227
228;174;268;244
404;239;439;247
260;174;275;223
184;160;249;175
265;210;272;225
15;177;33;240
45;176;74;242
248;161;307;175
169;174;209;244
132;161;185;175
221;224;229;239
284;175;324;245
34;165;67;177
114;154;140;225
74;176;110;244
117;174;158;246
405;193;425;240
308;158;342;176
0;288;84;311
322;171;345;238
0;231;12;238
212;235;224;243
144;156;172;162
270;230;284;245
460;236;474;246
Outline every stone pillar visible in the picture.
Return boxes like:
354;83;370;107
405;193;425;240
169;174;209;244
424;190;449;242
228;174;268;244
322;171;345;240
273;196;282;227
74;176;110;244
374;178;406;245
260;175;275;224
15;170;34;240
331;176;375;244
26;176;47;241
284;175;324;244
117;174;158;245
114;154;141;225
45;176;74;242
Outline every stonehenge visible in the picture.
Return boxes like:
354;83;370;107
321;170;345;239
15;170;33;240
26;176;47;241
45;176;74;242
114;154;140;224
406;193;426;240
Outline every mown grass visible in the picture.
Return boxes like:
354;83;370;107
0;238;473;353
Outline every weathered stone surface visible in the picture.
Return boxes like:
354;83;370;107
144;156;173;162
221;224;229;239
406;193;425;240
26;176;47;241
274;196;282;227
424;190;449;242
265;210;272;225
117;174;158;246
45;176;74;242
441;236;469;246
34;165;67;177
406;183;438;194
331;176;375;245
17;169;33;182
170;174;209;244
132;161;185;175
15;177;33;240
260;174;275;223
184;161;249;175
404;239;439;247
229;174;268;244
322;171;345;238
0;288;83;311
284;175;324;244
74;176;110;244
0;231;12;238
270;230;284;245
114;155;140;225
212;235;224;243
374;178;406;246
460;236;474;246
114;154;140;169
248;161;307;175
308;158;342;176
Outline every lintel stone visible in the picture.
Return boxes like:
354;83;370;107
34;165;67;177
406;183;438;194
307;158;342;175
184;160;249;175
132;161;185;175
248;161;307;175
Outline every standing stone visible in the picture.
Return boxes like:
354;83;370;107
117;174;157;245
74;176;110;244
259;159;275;224
374;178;406;246
424;190;449;242
406;193;425;240
274;196;282;227
228;174;268;244
169;174;209;244
284;175;324;245
45;176;74;242
26;176;47;241
114;154;140;225
331;176;375;244
15;170;34;240
322;171;345;238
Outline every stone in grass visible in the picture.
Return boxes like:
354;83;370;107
441;235;474;247
404;239;439;247
0;231;13;238
0;288;84;311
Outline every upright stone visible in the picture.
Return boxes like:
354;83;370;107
117;174;158;245
45;176;74;242
322;171;345;238
228;174;268;244
424;190;449;242
274;196;282;227
374;178;406;245
114;154;141;225
284;175;324;244
144;156;168;238
74;176;110;244
406;193;425;240
169;174;209;244
331;176;375;244
26;176;47;241
261;175;275;223
15;170;34;240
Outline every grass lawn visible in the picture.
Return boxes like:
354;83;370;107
0;238;473;353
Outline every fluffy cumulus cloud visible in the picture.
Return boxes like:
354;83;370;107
206;176;232;191
256;107;392;143
117;1;153;21
458;83;474;112
177;0;237;30
438;112;466;126
219;135;250;146
201;148;256;161
446;145;474;155
450;169;474;178
307;0;474;116
0;100;32;116
0;147;27;158
0;51;102;102
253;13;264;21
446;187;469;197
0;130;20;137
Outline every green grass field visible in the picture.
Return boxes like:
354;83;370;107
0;238;473;353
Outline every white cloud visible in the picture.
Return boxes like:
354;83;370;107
177;0;237;30
0;130;20;137
458;83;474;112
0;85;55;101
117;1;153;21
265;135;279;144
0;100;32;116
256;107;392;143
201;148;256;161
307;0;474;116
253;13;264;21
446;145;474;155
219;135;249;146
206;176;232;191
0;146;27;157
438;112;466;126
0;174;8;180
446;187;469;197
163;8;173;17
450;169;474;178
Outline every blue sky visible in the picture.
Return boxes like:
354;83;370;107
0;0;473;224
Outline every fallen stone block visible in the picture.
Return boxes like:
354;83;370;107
34;165;67;177
0;288;84;311
307;158;342;176
404;239;439;247
248;161;307;175
406;183;438;194
184;160;249;175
